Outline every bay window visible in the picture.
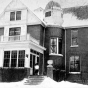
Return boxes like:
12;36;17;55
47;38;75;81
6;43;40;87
50;37;62;54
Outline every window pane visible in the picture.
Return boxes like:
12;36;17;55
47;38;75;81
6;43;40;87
18;59;24;67
18;50;25;59
30;54;32;68
72;30;78;46
16;11;21;20
11;51;17;67
50;45;57;53
9;27;21;36
18;50;25;67
45;11;51;17
3;51;10;67
59;39;62;54
10;12;15;21
51;38;57;45
70;56;80;72
3;59;10;67
50;38;57;54
11;59;17;67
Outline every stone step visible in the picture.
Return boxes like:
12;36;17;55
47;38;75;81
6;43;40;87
24;75;45;85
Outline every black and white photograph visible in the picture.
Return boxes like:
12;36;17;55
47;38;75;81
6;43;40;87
0;0;88;88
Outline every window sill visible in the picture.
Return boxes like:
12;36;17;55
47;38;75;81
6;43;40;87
3;67;25;69
69;72;81;74
49;53;63;56
70;45;79;47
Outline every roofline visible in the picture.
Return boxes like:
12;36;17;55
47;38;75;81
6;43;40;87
63;25;88;29
46;24;63;28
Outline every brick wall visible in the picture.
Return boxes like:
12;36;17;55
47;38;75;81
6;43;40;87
44;27;65;72
27;24;44;46
66;27;88;81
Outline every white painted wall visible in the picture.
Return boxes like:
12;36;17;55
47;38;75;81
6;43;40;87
4;9;27;25
44;8;63;26
25;48;30;68
0;49;4;67
4;24;27;36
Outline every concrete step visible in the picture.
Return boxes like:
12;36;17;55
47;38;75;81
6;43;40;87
24;75;45;85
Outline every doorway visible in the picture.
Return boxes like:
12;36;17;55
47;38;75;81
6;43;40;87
30;50;39;75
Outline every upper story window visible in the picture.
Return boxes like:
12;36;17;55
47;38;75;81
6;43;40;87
45;11;51;17
71;30;78;46
69;56;80;72
50;37;62;54
9;27;21;36
9;27;21;41
10;11;21;21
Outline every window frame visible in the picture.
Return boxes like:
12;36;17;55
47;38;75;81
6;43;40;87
49;37;62;55
10;11;21;21
45;11;51;17
3;50;25;68
69;55;80;73
71;30;78;47
9;27;21;36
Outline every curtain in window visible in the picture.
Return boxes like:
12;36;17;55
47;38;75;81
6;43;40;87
50;38;57;53
70;56;80;72
72;30;78;46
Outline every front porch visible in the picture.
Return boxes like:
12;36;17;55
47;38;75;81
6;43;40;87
0;34;46;82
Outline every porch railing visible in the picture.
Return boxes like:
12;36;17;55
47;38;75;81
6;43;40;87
0;34;39;44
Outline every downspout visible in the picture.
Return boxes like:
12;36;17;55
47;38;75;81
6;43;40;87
42;26;45;75
65;27;66;79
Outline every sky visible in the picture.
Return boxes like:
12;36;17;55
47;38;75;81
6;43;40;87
0;0;88;14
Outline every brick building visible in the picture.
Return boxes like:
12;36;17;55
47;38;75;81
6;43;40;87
0;0;88;83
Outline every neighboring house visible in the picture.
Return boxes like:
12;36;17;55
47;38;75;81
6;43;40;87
0;0;88;83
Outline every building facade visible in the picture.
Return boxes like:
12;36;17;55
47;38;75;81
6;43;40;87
0;0;88;83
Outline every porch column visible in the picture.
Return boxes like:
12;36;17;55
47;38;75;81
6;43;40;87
25;48;30;76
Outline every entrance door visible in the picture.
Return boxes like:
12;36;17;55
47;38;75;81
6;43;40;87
30;54;39;75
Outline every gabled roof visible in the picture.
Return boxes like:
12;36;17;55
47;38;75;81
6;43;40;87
5;0;27;11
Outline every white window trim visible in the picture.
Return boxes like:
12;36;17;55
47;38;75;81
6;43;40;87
50;37;62;55
50;37;59;54
69;72;81;74
70;45;79;47
49;53;63;56
71;30;78;46
10;11;21;21
69;56;80;73
3;50;25;68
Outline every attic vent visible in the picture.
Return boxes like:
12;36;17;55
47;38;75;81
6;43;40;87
45;11;51;17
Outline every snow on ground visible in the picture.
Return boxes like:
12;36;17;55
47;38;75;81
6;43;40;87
0;77;88;88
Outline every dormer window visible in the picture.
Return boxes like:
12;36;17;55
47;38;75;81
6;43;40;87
45;11;51;17
10;11;21;21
